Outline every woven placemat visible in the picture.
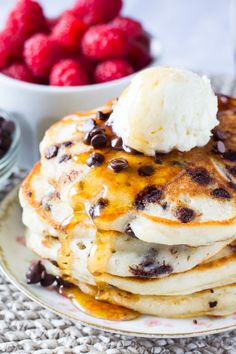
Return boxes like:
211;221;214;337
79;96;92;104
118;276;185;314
1;76;236;354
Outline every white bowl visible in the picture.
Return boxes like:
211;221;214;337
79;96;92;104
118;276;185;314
0;38;161;168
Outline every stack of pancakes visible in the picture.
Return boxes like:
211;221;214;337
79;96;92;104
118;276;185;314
20;95;236;318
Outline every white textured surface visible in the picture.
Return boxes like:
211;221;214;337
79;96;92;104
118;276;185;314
1;76;236;352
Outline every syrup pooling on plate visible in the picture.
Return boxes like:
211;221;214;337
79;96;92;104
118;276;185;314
61;286;139;321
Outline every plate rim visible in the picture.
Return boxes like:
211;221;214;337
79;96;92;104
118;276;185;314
1;186;236;338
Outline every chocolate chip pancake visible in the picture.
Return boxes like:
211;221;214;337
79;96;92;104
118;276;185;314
20;94;236;319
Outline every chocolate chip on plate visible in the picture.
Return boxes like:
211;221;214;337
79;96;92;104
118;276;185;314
86;152;104;167
108;158;129;172
211;188;231;199
96;111;111;121
138;165;154;176
55;276;73;288
45;145;59;159
91;133;107;149
176;207;195;223
187;167;212;185
40;271;56;287
26;261;45;284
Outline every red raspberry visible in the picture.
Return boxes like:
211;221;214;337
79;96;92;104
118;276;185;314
2;63;36;83
50;59;89;86
47;17;59;31
94;59;133;83
111;17;144;40
24;34;63;79
128;40;152;70
82;25;127;61
0;29;27;69
72;0;122;25
52;13;87;53
76;54;95;80
6;0;47;40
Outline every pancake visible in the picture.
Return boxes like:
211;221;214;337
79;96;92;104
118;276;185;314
22;95;236;246
41;258;236;318
20;94;236;319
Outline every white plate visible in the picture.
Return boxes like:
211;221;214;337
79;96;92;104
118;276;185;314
1;187;236;338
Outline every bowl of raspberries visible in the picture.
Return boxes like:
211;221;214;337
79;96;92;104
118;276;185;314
0;0;160;166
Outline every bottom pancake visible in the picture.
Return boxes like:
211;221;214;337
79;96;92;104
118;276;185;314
41;259;236;318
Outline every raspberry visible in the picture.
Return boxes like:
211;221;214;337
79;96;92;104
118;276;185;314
82;25;127;61
2;63;36;83
76;54;95;80
47;17;59;31
24;34;63;78
0;30;26;69
128;40;152;70
52;13;87;52
6;0;47;40
72;0;122;25
111;17;144;40
94;59;133;83
50;59;89;86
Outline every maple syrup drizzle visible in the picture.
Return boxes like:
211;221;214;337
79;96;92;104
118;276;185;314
60;286;139;321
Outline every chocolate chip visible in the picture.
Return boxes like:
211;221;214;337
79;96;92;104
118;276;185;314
138;165;154;176
129;264;173;278
59;154;71;163
223;150;236;162
193;319;198;324
111;137;123;150
26;261;45;284
43;203;51;212
209;301;217;308
96;110;111;121
89;198;109;218
211;188;231;199
210;289;214;293
62;141;73;147
83;127;105;145
108;158;129;172
129;252;173;278
55;276;73;288
176;207;195;223
155;152;166;164
214;141;226;154
124;224;136;237
134;185;162;210
82;118;96;133
187;167;212;185
86;152;104;167
91;134;107;149
213;129;227;141
45;145;59;159
40;271;56;287
226;165;236;176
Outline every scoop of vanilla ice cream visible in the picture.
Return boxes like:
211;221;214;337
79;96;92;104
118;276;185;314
108;66;218;155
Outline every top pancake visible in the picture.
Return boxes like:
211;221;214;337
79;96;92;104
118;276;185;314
22;95;236;246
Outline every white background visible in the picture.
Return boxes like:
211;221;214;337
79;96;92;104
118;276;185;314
0;0;234;76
